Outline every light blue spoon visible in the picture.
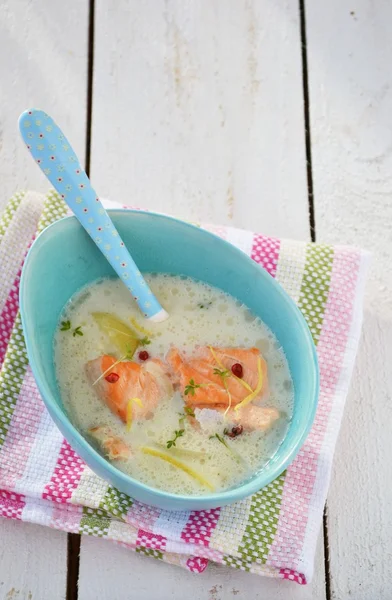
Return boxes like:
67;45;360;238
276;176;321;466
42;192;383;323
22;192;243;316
19;108;168;322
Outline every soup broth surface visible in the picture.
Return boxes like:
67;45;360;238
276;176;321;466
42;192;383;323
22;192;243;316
54;275;293;496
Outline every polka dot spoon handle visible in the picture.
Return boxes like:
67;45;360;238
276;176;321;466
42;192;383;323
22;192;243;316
19;109;168;322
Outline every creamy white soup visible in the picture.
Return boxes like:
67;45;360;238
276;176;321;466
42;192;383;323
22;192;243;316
54;275;293;496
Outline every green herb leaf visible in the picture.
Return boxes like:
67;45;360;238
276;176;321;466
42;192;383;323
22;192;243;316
60;320;71;331
197;301;212;309
166;428;185;449
139;336;151;346
215;433;227;446
210;432;245;465
178;406;195;427
184;378;203;396
210;432;230;450
213;368;230;380
184;406;195;417
72;326;83;337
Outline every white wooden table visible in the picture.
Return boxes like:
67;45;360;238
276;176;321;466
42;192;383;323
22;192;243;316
1;1;391;598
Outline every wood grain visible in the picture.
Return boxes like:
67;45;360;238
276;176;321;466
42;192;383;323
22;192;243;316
0;1;88;598
0;0;89;211
306;1;392;598
78;532;326;600
0;1;336;597
0;520;67;600
90;0;309;238
82;1;326;598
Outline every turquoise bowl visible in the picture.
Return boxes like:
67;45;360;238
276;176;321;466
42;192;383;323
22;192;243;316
20;210;319;511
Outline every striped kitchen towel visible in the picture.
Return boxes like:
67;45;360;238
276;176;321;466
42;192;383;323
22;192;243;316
0;191;368;584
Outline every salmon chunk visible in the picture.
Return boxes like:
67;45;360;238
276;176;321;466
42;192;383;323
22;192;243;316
221;405;279;431
89;426;132;460
195;405;280;433
85;355;173;423
166;346;268;409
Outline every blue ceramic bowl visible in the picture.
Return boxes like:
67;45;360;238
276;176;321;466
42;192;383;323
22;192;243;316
20;210;319;511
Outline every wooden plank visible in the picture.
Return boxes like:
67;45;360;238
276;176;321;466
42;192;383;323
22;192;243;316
0;0;89;212
0;1;89;598
306;1;392;598
0;520;68;600
82;1;327;597
90;0;310;238
79;532;326;600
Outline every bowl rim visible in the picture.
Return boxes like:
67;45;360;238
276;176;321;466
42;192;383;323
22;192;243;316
20;208;319;506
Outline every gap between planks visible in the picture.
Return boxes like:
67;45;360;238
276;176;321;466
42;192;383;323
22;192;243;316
85;0;96;177
66;0;96;598
67;534;81;600
299;0;316;244
299;0;330;597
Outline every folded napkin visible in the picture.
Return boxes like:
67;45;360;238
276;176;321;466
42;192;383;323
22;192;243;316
0;191;368;584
